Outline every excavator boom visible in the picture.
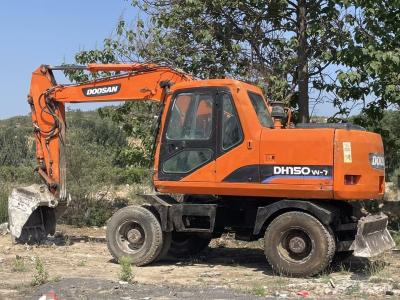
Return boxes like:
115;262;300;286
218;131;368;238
9;63;192;240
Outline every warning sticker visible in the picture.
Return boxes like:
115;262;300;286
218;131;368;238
343;142;352;163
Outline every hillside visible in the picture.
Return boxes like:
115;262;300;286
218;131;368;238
0;109;149;224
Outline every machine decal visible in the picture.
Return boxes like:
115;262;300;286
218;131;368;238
343;142;352;163
82;84;121;97
369;153;385;169
260;165;332;183
222;165;260;183
223;165;332;183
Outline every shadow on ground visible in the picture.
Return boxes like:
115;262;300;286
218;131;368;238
43;232;389;280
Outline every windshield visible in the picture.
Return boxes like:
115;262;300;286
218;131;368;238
247;91;274;128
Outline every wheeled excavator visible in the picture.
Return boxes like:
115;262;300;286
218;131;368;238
8;63;395;276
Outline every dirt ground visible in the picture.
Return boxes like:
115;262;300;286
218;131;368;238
0;225;399;300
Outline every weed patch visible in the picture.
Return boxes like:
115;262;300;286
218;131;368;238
12;256;27;272
31;257;49;286
252;285;266;296
118;256;133;283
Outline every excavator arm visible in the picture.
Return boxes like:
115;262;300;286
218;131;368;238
9;63;192;241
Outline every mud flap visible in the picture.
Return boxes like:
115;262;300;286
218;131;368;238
351;213;395;257
8;184;66;241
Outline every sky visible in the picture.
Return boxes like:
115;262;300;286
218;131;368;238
0;0;137;119
0;1;338;120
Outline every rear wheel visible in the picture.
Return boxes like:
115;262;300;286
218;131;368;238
106;205;164;266
168;232;211;257
264;211;335;277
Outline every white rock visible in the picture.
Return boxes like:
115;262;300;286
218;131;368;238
0;223;9;235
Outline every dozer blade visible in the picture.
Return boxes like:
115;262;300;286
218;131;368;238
351;213;395;257
8;184;67;243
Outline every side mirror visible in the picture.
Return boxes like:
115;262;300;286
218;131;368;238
270;102;286;119
270;101;286;128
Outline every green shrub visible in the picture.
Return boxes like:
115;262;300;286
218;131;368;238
61;196;129;227
0;184;11;223
12;256;27;272
31;257;49;286
392;231;400;247
118;256;133;282
111;167;149;184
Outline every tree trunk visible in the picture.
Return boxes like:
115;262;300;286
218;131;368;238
297;0;309;123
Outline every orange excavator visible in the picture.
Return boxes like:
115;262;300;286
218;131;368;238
8;63;394;276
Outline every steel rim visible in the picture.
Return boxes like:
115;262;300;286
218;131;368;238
277;227;313;263
117;221;146;254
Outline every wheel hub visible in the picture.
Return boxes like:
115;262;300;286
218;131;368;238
126;228;143;244
288;236;306;254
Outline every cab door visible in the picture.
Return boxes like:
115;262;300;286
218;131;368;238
158;87;217;181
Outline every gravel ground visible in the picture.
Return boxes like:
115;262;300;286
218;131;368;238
1;225;399;299
29;278;267;300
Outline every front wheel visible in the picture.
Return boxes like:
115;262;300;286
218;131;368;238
106;205;164;266
264;211;335;277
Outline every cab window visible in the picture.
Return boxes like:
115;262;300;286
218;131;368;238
166;92;213;140
221;93;242;150
247;92;273;128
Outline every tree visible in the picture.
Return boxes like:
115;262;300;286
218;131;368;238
132;0;352;122
331;0;400;121
68;1;350;123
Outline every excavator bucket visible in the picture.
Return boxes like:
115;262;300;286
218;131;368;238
351;213;395;257
8;184;67;243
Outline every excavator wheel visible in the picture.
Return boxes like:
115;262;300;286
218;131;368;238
106;205;165;266
168;232;211;257
154;231;172;262
264;211;335;277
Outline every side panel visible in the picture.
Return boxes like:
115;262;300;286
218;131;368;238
155;82;335;198
333;130;385;200
256;128;335;198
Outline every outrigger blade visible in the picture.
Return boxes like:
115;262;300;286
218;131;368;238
351;213;395;257
8;184;67;243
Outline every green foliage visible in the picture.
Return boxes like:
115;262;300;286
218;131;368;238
118;256;134;282
0;183;12;223
252;285;266;297
332;0;400;119
99;102;159;167
392;231;400;248
12;256;27;272
0;110;148;225
62;197;128;227
352;110;400;175
31;257;49;286
0;117;35;166
69;0;352;123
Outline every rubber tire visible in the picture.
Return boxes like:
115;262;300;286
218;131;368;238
168;232;211;257
106;205;163;266
155;231;172;262
264;211;335;277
